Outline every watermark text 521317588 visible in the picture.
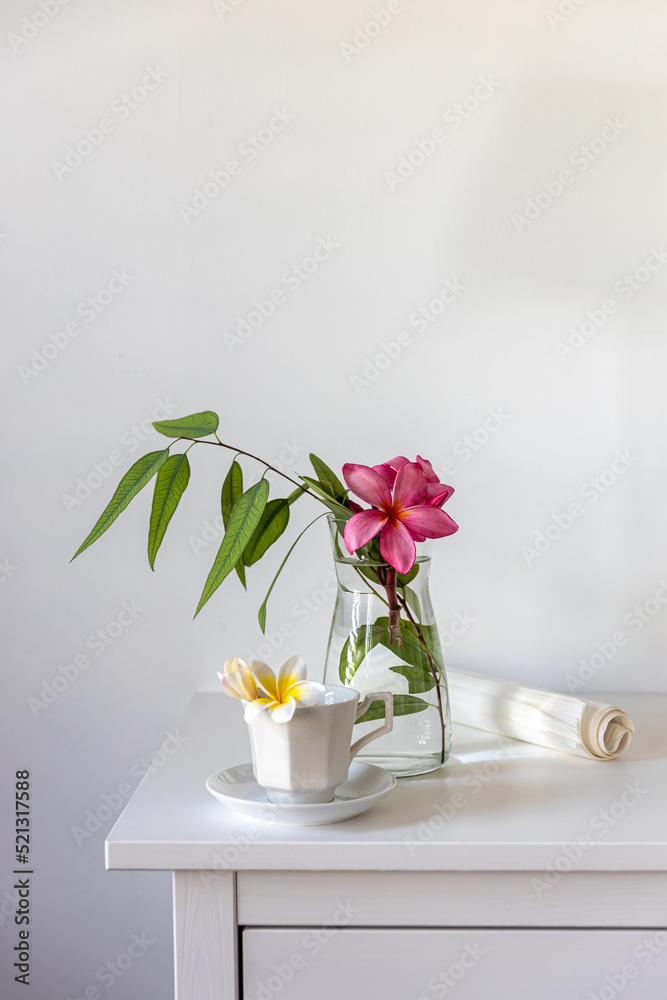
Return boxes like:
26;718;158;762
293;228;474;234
13;769;32;985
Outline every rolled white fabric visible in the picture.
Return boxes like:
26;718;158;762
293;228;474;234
447;668;634;760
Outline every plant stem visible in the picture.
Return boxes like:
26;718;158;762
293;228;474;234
378;565;404;648
180;437;317;498
397;592;446;765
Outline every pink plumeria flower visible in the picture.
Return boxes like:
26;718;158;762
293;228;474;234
243;656;325;724
372;455;454;508
342;461;458;575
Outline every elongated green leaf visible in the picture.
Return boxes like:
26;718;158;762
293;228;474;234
338;622;386;684
147;454;191;570
258;513;328;632
300;476;353;519
72;450;169;560
153;411;219;439
400;585;422;623
286;486;308;505
195;480;269;616
221;460;246;587
244;499;290;566
355;694;431;724
309;454;346;502
389;662;435;692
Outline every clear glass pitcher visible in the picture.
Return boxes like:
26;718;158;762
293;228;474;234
323;516;451;776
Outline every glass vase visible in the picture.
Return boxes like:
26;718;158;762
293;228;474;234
323;515;451;777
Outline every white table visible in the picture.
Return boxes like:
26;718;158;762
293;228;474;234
106;693;667;1000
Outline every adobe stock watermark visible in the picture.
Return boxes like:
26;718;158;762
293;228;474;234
339;0;416;63
436;407;511;478
565;579;667;693
586;932;667;1000
71;729;188;846
61;397;179;513
17;269;134;385
418;942;486;999
179;107;296;222
52;67;168;181
404;738;517;855
27;600;146;717
384;75;501;192
349;277;466;393
213;0;246;19
555;246;667;362
223;236;340;353
530;780;648;897
521;448;638;565
7;0;73;54
246;901;360;1000
188;438;306;555
0;557;18;584
546;0;591;31
65;932;155;999
245;569;337;665
512;117;627;232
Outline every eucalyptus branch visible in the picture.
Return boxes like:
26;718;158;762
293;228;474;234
180;436;317;499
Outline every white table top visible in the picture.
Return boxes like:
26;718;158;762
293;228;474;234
105;693;667;872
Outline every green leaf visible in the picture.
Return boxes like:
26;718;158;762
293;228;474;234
397;564;420;586
338;622;386;684
389;662;435;693
300;476;353;518
153;411;219;439
221;460;246;587
401;585;422;623
355;694;431;724
258;513;328;632
286;486;308;505
339;616;443;687
147;454;191;570
195;479;269;616
72;450;169;560
309;454;346;501
244;498;290;566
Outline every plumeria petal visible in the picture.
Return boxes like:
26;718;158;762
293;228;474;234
248;660;279;701
379;519;417;574
342;463;392;508
401;505;459;538
392;462;428;509
426;483;454;507
243;698;273;723
344;508;387;554
276;654;307;689
415;455;440;484
284;680;325;706
269;697;297;723
372;463;397;489
385;456;411;471
219;672;250;700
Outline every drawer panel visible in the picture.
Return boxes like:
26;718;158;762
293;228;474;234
242;928;667;1000
238;870;667;927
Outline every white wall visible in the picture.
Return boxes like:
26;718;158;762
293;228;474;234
2;0;666;996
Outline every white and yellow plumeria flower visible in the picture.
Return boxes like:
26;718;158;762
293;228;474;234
217;657;258;702
244;655;325;724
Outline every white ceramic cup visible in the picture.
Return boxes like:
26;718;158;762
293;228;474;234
247;685;393;804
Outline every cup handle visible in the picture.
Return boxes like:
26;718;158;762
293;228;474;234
349;692;394;762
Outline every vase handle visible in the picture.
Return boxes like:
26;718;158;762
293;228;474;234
349;692;394;762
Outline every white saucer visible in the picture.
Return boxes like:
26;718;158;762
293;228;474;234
206;761;396;827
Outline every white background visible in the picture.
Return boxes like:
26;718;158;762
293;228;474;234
1;0;666;996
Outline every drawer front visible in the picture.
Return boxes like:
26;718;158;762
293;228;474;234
242;928;667;1000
